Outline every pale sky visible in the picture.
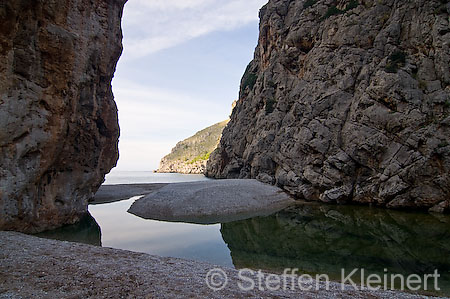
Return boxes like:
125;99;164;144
111;0;267;171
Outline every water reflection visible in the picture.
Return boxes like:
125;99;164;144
35;213;101;246
88;197;233;267
221;202;450;294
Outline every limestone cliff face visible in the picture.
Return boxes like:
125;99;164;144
207;0;450;211
0;0;125;232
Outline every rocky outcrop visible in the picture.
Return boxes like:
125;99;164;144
0;0;125;232
207;0;450;211
128;179;294;224
157;120;228;174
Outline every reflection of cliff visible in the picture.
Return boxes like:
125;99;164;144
35;213;101;246
221;203;450;287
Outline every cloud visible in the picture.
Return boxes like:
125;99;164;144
127;0;215;10
121;0;268;59
112;79;233;170
113;140;174;171
112;79;231;141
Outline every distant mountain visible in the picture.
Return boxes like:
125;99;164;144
156;120;229;174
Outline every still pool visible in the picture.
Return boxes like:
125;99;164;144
35;173;450;295
90;197;233;267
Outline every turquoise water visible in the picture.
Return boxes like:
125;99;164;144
37;172;450;295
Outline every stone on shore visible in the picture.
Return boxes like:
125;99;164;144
128;179;295;224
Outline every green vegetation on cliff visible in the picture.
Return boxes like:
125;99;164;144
157;120;229;173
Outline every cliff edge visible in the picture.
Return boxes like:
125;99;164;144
206;0;450;212
0;0;125;232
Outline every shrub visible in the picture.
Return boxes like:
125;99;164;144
188;151;212;164
323;6;344;19
385;63;398;73
346;0;359;10
438;141;449;148
265;98;277;114
322;1;359;20
434;4;448;15
384;50;407;73
418;80;427;90
389;51;406;64
242;63;258;91
304;0;318;9
267;80;277;88
445;100;450;109
243;73;258;91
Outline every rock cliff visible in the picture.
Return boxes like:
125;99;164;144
207;0;450;211
0;0;125;232
157;120;228;174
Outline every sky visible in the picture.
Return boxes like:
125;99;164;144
111;0;268;171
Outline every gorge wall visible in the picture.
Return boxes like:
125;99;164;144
0;0;125;232
207;0;450;211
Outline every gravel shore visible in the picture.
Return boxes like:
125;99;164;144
0;232;431;298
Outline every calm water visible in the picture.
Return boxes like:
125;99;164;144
89;197;233;266
103;171;211;185
100;172;230;266
37;172;450;295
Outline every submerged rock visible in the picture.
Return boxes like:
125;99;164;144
0;0;126;232
128;179;295;224
207;0;450;211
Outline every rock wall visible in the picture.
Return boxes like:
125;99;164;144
207;0;450;211
0;0;125;232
